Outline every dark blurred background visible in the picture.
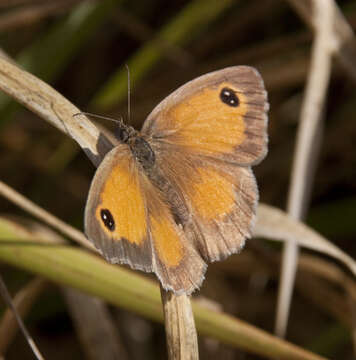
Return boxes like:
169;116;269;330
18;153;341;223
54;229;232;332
0;0;355;359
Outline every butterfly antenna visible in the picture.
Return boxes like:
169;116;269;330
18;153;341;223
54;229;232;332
0;275;45;360
125;64;131;125
73;112;123;124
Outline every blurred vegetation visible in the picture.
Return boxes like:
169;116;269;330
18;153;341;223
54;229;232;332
0;0;355;359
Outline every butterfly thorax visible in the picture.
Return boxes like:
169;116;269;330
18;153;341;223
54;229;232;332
117;122;155;171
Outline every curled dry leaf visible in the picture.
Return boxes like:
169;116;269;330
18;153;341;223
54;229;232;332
255;204;356;277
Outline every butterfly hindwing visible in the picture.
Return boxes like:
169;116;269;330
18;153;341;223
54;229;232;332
150;147;258;262
187;161;258;261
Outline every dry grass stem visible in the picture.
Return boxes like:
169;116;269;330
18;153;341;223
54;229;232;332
0;278;46;354
277;0;334;338
0;276;45;360
0;56;113;167
161;287;199;360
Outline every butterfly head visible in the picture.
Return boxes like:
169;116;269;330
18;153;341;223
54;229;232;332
117;121;137;143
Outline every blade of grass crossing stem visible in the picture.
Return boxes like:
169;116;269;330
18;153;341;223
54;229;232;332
0;275;44;360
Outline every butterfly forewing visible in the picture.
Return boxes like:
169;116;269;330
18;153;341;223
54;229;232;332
85;144;206;294
85;144;153;271
142;66;268;166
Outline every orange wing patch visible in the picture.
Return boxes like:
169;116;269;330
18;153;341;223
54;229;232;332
150;215;183;267
96;157;146;245
189;166;235;220
167;163;257;262
167;82;248;155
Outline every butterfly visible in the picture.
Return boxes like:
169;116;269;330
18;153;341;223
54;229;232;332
85;66;268;294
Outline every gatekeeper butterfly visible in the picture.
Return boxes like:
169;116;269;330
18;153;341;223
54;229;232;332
85;66;268;294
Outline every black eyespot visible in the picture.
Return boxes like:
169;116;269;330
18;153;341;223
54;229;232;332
220;87;239;107
100;209;115;231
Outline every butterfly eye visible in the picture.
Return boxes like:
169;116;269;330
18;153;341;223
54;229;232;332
100;209;115;231
220;87;239;107
118;128;129;142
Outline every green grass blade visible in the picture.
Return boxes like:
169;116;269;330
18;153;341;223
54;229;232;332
0;218;326;360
